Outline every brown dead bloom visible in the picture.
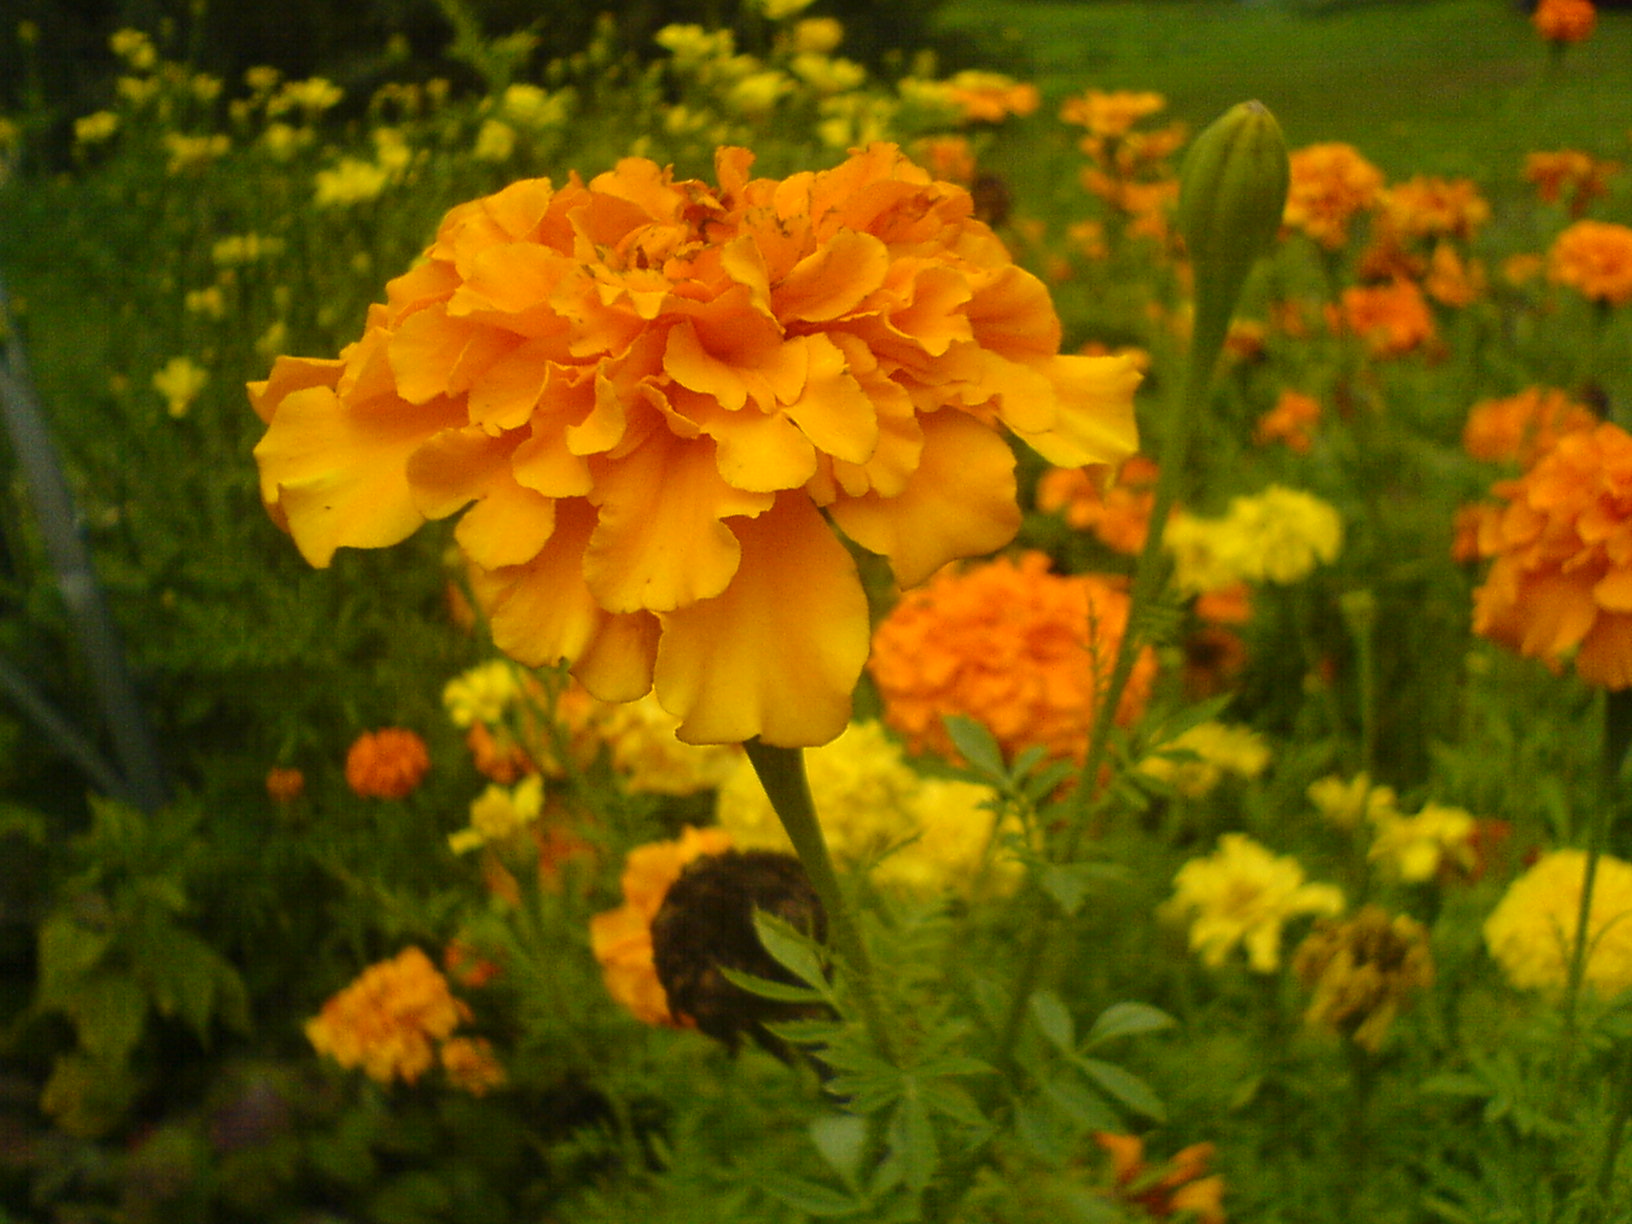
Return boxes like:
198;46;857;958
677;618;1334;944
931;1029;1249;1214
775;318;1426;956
1293;905;1434;1051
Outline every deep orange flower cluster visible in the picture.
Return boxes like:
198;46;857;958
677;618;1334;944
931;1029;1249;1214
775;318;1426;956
1548;219;1632;306
1377;176;1490;244
1035;454;1160;554
306;947;500;1089
1533;0;1596;43
1095;1132;1226;1224
940;70;1040;123
1061;89;1185;243
1472;422;1632;689
1282;143;1385;250
589;826;733;1026
1337;278;1437;357
1462;385;1597;467
1059;89;1167;139
252;144;1138;749
868;551;1157;765
1526;150;1620;217
1254;389;1322;454
344;727;431;798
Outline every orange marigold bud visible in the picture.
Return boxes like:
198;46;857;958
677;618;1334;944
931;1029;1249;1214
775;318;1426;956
345;727;430;799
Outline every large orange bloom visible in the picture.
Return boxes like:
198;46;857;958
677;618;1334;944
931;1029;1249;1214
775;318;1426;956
1473;422;1632;688
1461;385;1596;467
1548;219;1632;306
1533;0;1596;43
868;552;1156;765
252;145;1139;747
1282;143;1384;251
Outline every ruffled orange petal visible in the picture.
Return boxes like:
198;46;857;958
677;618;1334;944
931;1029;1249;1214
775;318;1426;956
1008;354;1142;469
247;354;344;424
829;410;1019;589
1579;613;1632;689
653;496;869;746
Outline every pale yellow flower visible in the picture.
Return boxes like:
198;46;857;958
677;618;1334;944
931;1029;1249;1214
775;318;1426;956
164;133;230;174
269;77;343;117
1165;833;1344;972
448;774;545;854
791;17;845;54
261;122;309;160
1140;722;1271;798
500;84;569;129
109;28;157;71
597;693;742;795
73;111;119;145
152;357;208;418
443;660;525;729
313;158;389;206
1368;802;1476;883
184;286;226;319
725;70;792;118
473;119;515;163
1307;773;1399;831
790;54;867;95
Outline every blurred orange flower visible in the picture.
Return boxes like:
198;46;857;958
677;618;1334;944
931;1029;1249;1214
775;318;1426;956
1462;385;1597;467
1378;175;1489;243
305;947;471;1086
345;727;430;799
1060;89;1167;138
1036;454;1160;554
1282;142;1385;250
265;766;305;802
1548;219;1632;306
1525;149;1619;216
1473;422;1632;688
941;70;1040;123
589;826;734;1026
1424;243;1486;308
1095;1132;1226;1224
1533;0;1596;43
869;552;1157;765
1338;278;1436;357
1255;390;1322;453
252;144;1138;749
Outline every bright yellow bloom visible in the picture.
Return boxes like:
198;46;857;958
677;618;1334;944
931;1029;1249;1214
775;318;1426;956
268;77;343;117
596;693;742;794
1139;722;1270;799
163;133;230;175
499;83;569;129
1368;802;1476;883
473;119;516;163
313;157;389;207
448;774;545;854
1307;772;1399;831
109;28;157;71
1485;849;1632;995
1165;485;1342;594
1164;833;1344;972
252;145;1138;747
443;659;526;728
716;721;1013;893
73;111;119;145
791;17;845;54
152;356;208;419
305;947;470;1085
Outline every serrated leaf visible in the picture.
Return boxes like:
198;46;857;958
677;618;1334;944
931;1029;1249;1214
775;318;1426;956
942;715;1007;782
752;909;830;993
1079;1058;1166;1121
718;965;830;1006
1084;1002;1176;1049
918;1079;990;1131
1029;990;1075;1053
758;1171;864;1217
760;1017;846;1047
1022;759;1079;802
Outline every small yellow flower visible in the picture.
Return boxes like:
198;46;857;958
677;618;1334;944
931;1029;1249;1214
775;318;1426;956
753;0;816;18
109;28;157;72
499;84;569;129
725;70;792;118
1139;722;1271;798
654;24;736;65
443;660;526;728
260;122;309;160
1164;833;1344;972
244;65;281;95
74;111;120;145
791;17;845;54
1368;802;1476;883
152;357;208;418
473;118;516;163
1307;773;1399;831
163;132;230;175
1294;906;1434;1051
211;233;284;266
116;76;160;107
269;77;344;117
1165;485;1342;594
184;286;226;319
313;157;389;206
448;774;545;855
790;54;867;96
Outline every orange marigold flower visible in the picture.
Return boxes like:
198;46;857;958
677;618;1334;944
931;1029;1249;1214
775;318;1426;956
438;1036;506;1095
1452;501;1505;565
1035;454;1159;555
1255;389;1322;453
1095;1132;1226;1224
345;727;430;799
265;766;305;802
941;70;1040;123
305;947;471;1085
1339;278;1436;357
589;826;733;1026
1548;219;1632;306
1462;385;1597;466
1424;242;1486;308
910;134;976;185
1473;422;1632;688
868;552;1157;765
1533;0;1596;43
1378;175;1489;243
1282;142;1385;250
1525;149;1619;217
251;144;1139;749
1059;89;1166;139
1503;252;1547;287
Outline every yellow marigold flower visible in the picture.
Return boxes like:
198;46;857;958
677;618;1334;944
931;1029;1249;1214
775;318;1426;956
116;76;160;107
73;111;119;145
1339;277;1436;357
1548;219;1632;306
260;122;309;161
1164;833;1344;973
1485;848;1632;995
152;356;208;419
941;70;1040;124
1139;722;1270;799
163;133;229;175
1059;89;1166;139
1525;149;1619;217
869;553;1157;766
1294;906;1434;1051
790;53;867;96
1368;802;1477;883
250;144;1139;748
716;721;1013;893
654;23;735;64
313;157;389;207
1533;0;1596;43
1308;773;1399;831
305;947;471;1085
269;77;343;117
1166;486;1342;593
449;774;545;854
590;826;734;1026
443;659;525;728
1036;454;1159;555
345;727;430;799
185;286;226;319
1379;175;1489;243
473;118;515;163
1462;385;1596;467
1472;422;1632;688
499;83;568;129
725;69;792;118
791;16;845;54
438;1036;506;1095
244;65;281;95
1254;389;1322;454
1282;142;1384;250
597;693;742;795
109;28;157;71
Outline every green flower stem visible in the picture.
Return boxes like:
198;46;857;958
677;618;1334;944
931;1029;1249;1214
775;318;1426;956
744;739;896;1064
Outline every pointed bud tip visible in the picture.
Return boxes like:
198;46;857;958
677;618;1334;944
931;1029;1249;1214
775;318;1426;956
1177;99;1291;275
